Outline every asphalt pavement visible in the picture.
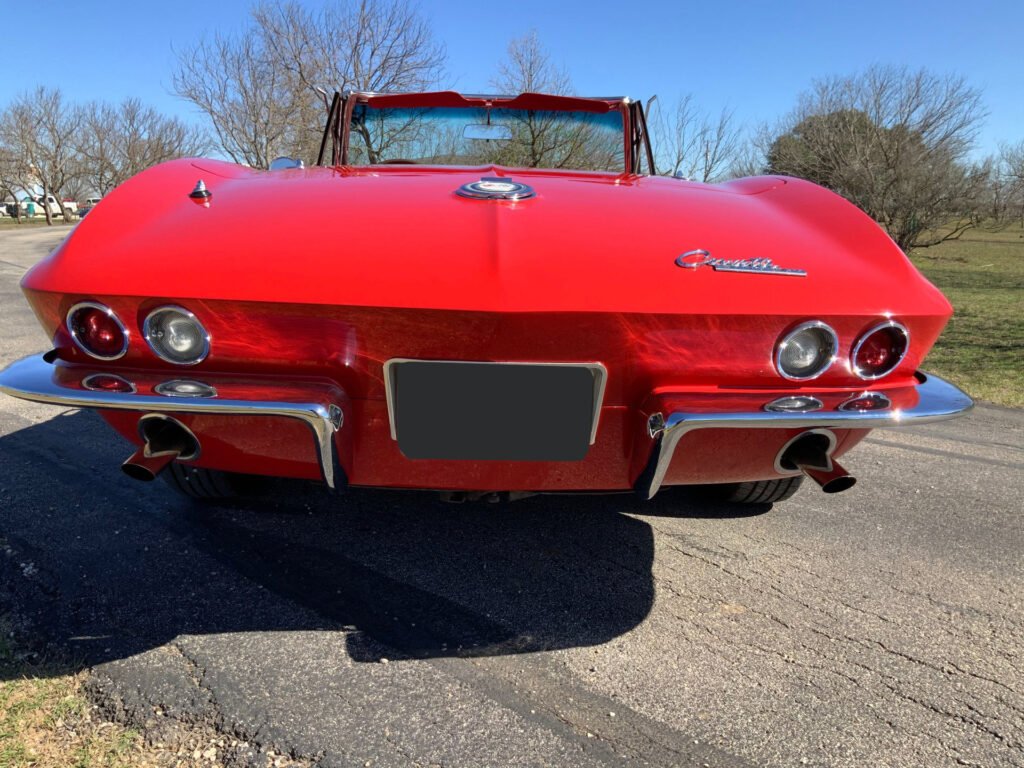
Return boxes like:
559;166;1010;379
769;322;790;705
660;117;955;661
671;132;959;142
1;226;1022;767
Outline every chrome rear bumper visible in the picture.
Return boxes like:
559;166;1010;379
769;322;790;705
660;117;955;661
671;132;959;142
0;355;973;498
0;354;345;489
636;371;973;499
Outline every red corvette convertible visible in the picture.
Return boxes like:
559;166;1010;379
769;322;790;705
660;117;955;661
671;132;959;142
0;91;973;504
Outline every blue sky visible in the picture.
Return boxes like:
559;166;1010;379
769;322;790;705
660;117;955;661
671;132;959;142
5;0;1022;156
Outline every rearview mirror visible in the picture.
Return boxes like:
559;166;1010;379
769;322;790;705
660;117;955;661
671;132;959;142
463;124;512;141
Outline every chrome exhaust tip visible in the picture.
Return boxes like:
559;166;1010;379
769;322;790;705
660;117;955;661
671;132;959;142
121;414;200;482
776;429;856;494
122;447;180;481
794;456;857;494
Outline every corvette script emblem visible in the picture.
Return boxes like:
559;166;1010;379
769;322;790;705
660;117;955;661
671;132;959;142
675;249;806;277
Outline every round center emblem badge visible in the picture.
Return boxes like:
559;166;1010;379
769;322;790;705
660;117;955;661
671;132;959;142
456;177;535;201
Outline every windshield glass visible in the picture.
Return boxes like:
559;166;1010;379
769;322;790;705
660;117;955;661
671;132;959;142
348;105;625;172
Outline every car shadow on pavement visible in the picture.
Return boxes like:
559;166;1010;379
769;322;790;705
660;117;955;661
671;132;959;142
0;410;767;675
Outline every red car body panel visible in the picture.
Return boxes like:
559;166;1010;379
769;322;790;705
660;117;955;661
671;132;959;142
7;93;964;496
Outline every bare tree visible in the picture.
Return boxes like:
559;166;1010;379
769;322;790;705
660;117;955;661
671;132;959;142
727;138;768;179
173;27;295;168
79;98;208;195
483;33;620;170
650;94;741;182
0;145;30;223
254;0;446;160
761;66;989;251
0;87;82;224
491;31;570;96
994;140;1024;225
173;0;446;166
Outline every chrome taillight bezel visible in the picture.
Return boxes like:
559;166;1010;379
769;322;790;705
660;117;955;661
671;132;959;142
774;320;838;381
66;301;130;361
851;320;910;381
143;305;211;365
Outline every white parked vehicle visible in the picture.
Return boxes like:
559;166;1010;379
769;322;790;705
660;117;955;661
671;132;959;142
14;195;75;218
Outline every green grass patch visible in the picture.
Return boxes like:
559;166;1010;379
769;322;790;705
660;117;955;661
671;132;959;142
910;225;1024;407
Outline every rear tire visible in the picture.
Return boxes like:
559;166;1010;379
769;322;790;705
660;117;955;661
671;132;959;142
162;462;239;500
692;476;804;505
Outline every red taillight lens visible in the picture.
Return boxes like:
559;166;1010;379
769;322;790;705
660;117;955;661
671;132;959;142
852;322;909;380
67;303;128;360
82;373;135;393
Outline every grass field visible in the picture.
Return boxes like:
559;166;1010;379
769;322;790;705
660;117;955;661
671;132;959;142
909;224;1024;408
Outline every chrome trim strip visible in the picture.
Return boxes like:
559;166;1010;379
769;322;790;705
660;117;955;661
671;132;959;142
0;355;343;489
774;320;838;381
143;305;211;366
382;359;608;445
852;319;910;381
66;302;130;361
639;371;973;500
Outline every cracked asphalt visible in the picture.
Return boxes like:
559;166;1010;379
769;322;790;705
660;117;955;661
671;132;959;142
1;227;1022;767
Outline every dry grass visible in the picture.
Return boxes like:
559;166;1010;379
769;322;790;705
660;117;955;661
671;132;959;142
0;676;145;767
909;224;1024;408
0;219;76;230
0;614;153;768
0;615;309;768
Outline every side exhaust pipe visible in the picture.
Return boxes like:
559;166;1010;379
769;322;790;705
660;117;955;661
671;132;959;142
122;446;179;481
778;431;857;494
793;454;856;494
122;415;200;482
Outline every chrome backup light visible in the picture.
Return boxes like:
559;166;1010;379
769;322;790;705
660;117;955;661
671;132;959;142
774;321;838;381
763;395;824;413
143;306;210;365
66;302;129;361
154;379;217;398
852;320;909;380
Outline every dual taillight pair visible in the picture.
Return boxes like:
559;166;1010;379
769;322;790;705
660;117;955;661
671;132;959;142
775;320;909;382
66;303;209;365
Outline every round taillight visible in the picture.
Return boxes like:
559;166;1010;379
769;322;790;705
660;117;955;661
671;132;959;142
66;302;129;360
143;306;210;365
852;321;909;380
775;321;838;381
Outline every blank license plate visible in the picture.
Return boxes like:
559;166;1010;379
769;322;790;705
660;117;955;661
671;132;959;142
388;361;599;461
